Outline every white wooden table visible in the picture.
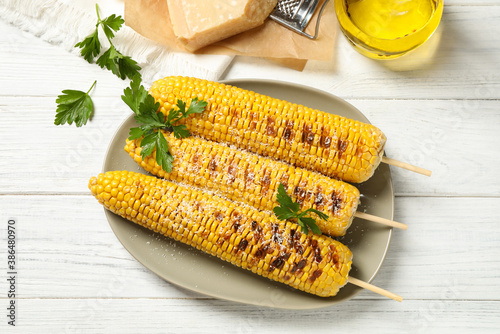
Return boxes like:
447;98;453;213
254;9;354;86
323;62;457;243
1;1;499;333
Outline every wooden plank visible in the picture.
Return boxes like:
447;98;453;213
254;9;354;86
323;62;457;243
447;1;500;4
225;6;500;100
0;20;129;98
1;298;499;333
1;97;498;196
0;96;130;194
1;196;498;301
346;99;500;196
0;6;499;100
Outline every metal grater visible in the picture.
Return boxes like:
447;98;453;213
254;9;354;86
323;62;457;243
270;0;330;39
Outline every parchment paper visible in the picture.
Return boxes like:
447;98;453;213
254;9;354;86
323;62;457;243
124;0;336;69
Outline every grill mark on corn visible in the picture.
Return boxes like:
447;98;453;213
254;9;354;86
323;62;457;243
269;252;291;271
310;239;323;263
227;163;238;184
252;220;263;242
260;169;272;196
338;139;348;154
331;193;342;214
237;239;248;252
314;187;325;211
291;259;307;274
271;223;283;244
266;116;276;137
283;120;294;144
289;229;304;255
301;123;314;144
329;245;340;269
321;132;332;148
279;173;289;191
309;269;323;283
294;185;306;205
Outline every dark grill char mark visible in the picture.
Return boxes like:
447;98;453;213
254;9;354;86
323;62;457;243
237;239;248;252
301;123;313;144
271;223;283;244
208;157;217;172
320;135;332;148
283;120;294;143
289;229;304;255
338;139;348;154
214;211;224;221
310;239;323;263
294;186;306;205
230;212;243;232
268;253;291;271
251;220;263;242
315;192;324;207
260;169;271;196
266;116;276;137
279;174;289;190
309;269;323;283
331;193;342;214
255;243;274;259
306;132;315;145
254;248;265;258
247;111;258;131
329;245;340;269
291;259;307;274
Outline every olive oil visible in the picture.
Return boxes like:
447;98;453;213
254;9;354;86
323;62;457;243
335;0;443;59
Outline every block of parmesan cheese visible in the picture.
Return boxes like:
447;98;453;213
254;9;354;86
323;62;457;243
167;0;278;51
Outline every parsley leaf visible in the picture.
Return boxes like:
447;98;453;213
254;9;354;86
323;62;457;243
167;98;207;125
184;98;208;118
55;80;96;127
122;77;207;173
171;124;191;139
121;75;149;113
99;14;124;39
75;30;100;63
128;127;145;140
273;183;328;235
155;132;174;173
74;4;140;80
96;46;141;80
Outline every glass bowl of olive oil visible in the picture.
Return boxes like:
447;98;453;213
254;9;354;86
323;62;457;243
335;0;444;59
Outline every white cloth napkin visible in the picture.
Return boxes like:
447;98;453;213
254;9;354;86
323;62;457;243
0;0;234;85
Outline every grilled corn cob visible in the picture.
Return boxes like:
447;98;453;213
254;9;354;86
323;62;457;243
149;76;387;183
89;170;353;297
125;132;360;236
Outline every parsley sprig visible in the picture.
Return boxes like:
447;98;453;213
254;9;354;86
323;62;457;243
123;76;207;173
75;4;140;80
273;183;329;235
54;80;96;127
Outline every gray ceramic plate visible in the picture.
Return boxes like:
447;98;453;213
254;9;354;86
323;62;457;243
102;79;394;309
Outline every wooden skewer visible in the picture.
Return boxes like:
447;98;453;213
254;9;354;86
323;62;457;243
354;211;408;230
348;277;403;302
382;156;432;177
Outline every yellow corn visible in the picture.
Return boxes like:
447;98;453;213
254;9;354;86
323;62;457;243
149;76;387;183
89;170;353;297
125;132;360;236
